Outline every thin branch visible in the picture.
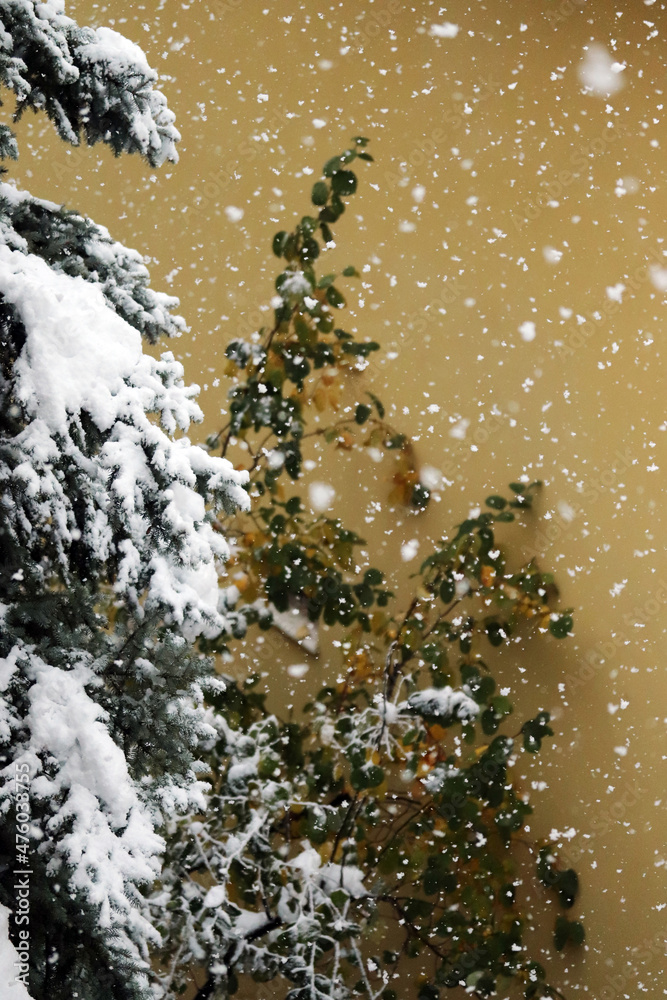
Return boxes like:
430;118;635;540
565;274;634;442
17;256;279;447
329;791;361;863
378;894;448;960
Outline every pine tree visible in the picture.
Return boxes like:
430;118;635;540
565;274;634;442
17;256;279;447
0;4;247;998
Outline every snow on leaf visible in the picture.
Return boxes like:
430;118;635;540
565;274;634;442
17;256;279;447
405;686;480;724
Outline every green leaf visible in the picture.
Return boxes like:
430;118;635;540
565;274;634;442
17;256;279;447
326;285;346;308
485;495;507;510
355;403;372;425
313;343;335;368
569;919;585;945
486;622;507;647
272;230;288;257
330;194;346;218
353;582;374;607
554;915;585;950
481;707;499;735
521;712;553;753
300;215;318;236
323;154;343;177
556;868;579;909
351;764;384;789
364;568;383;586
498;882;516;907
439;576;455;604
311;180;329;205
364;764;384;788
491;694;513;716
549;614;573;639
367;391;385;418
341;340;380;357
331;169;357;196
537;848;559;890
411;484;430;509
343;265;358;277
300;237;320;262
283;233;298;260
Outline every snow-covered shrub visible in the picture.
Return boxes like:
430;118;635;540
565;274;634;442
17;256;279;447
154;144;584;1000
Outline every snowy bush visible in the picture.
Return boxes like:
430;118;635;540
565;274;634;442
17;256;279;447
154;144;584;1000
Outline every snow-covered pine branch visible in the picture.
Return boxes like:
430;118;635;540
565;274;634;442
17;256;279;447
0;4;246;999
0;0;179;165
0;183;186;343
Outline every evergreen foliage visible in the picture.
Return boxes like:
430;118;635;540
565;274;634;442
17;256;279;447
0;4;246;998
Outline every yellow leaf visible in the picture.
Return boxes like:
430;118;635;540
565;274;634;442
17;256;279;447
313;386;328;412
336;431;354;450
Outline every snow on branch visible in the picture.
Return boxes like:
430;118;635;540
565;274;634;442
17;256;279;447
0;240;248;633
0;182;185;342
0;0;179;165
